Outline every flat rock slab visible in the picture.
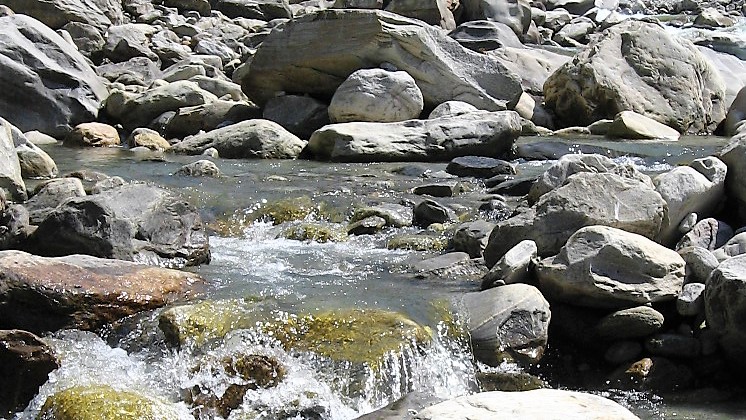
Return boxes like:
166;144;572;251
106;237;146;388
0;250;205;334
414;389;639;419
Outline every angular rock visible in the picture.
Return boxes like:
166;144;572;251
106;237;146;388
171;119;306;159
606;111;681;140
216;0;292;20
596;306;665;340
485;172;665;265
65;122;121;147
383;0;456;29
164;100;261;138
0;250;205;333
0;329;58;416
712;232;746;261
27;184;210;267
451;220;495;258
679;246;720;284
328;68;424;123
544;20;726;133
460;0;531;38
412;252;485;279
25;177;86;224
449;20;523;51
413;199;454;227
705;254;746;365
654;157;727;245
103;23;157;63
0;119;27;201
164;0;211;15
347;215;387;235
676;218;733;251
174;160;221;177
351;203;413;228
445;155;515;178
677;282;706;317
63;22;105;58
481;239;536;290
241;10;523;111
1;0;122;31
489;46;570;96
535;226;685;309
0;203;31;250
462;284;550;365
263;95;330;139
0;15;107;137
415;389;639;420
307;110;521;162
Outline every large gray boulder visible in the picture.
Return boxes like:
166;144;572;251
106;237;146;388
654;156;727;246
462;284;550;365
328;68;424;123
0;0;124;31
307;110;521;162
705;254;746;367
489;46;570;96
27;184;210;267
0;14;108;137
536;226;685;309
240;10;523;111
0;119;27;201
485;171;665;266
717;133;746;224
415;389;640;420
544;20;726;133
171;119;306;159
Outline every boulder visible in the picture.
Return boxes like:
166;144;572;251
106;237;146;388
27;184;211;267
63;21;105;58
0;15;107;137
351;203;413;228
449;20;523;52
174;160;221;177
428;101;478;119
25;178;86;224
679;246;720;284
489;46;570;96
654;156;727;245
0;329;58;416
39;385;188;420
461;284;550;365
485;172;666;265
0;250;205;333
328;68;424;123
460;0;531;38
481;239;536;289
414;389;639;420
65;122;121;147
383;0;456;29
719;133;746;224
722;86;746;137
240;10;523;111
705;254;746;365
0;119;27;201
216;0;292;20
171;120;306;159
413;199;454;227
544;20;726;133
163;100;261;138
307;110;521;162
595;306;665;340
445;156;515;178
606;111;681;140
451;220;495;258
16;141;58;179
102;23;158;63
677;282;706;317
676;218;733;251
536;226;685;309
263;95;330;139
694;7;736;28
0;0;123;31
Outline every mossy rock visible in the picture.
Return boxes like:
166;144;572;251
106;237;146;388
259;196;317;225
279;222;348;243
477;371;547;392
159;298;271;347
38;385;183;420
263;309;432;369
386;234;448;251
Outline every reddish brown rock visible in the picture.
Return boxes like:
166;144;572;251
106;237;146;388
0;329;58;416
0;250;205;333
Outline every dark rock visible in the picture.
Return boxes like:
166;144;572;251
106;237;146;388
450;220;495;258
609;357;694;392
477;371;547;392
449;20;523;52
25;178;86;225
347;216;387;235
413;199;454;227
645;333;700;359
0;329;59;417
263;95;330;139
446;156;515;178
487;176;536;196
412;182;461;197
604;340;643;365
596;306;665;340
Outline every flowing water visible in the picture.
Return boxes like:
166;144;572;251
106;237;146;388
12;135;746;419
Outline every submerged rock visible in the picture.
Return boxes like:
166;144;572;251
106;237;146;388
0;250;205;334
387;234;448;251
279;222;348;243
39;385;187;420
0;329;58;416
414;389;640;419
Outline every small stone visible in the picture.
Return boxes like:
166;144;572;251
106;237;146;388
678;246;720;284
347;216;387;235
412;182;460;197
596;306;665;340
413;199;454;227
446;156;516;178
450;220;496;258
481;240;537;290
677;282;706;317
174;160;221;177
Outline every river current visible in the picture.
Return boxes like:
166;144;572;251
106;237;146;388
12;135;746;419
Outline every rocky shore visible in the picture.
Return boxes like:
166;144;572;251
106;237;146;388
1;0;746;418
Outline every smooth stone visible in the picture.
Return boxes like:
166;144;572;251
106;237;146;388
481;239;537;290
596;306;665;340
39;385;188;419
414;389;639;420
718;134;746;224
0;250;205;334
125;127;171;151
23;131;58;146
645;333;700;358
677;282;706;317
65;122;121;147
678;246;720;284
347;215;387;235
16;141;58;179
604;340;643;365
462;284;551;365
412;182;460;197
173;160;221;177
535;226;685;309
446;156;516;178
606;111;681;140
163;100;261;138
486;176;535;196
279;222;348;243
413;199;455;227
428;101;479;119
450;220;496;258
449;20;523;51
412;252;471;274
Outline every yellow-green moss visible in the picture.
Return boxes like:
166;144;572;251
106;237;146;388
37;385;181;420
263;309;432;369
279;222;348;243
159;298;270;347
259;196;317;225
386;234;448;251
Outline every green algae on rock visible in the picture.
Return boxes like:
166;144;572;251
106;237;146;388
38;385;185;420
386;234;448;252
159;298;272;347
279;222;348;243
263;309;432;368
